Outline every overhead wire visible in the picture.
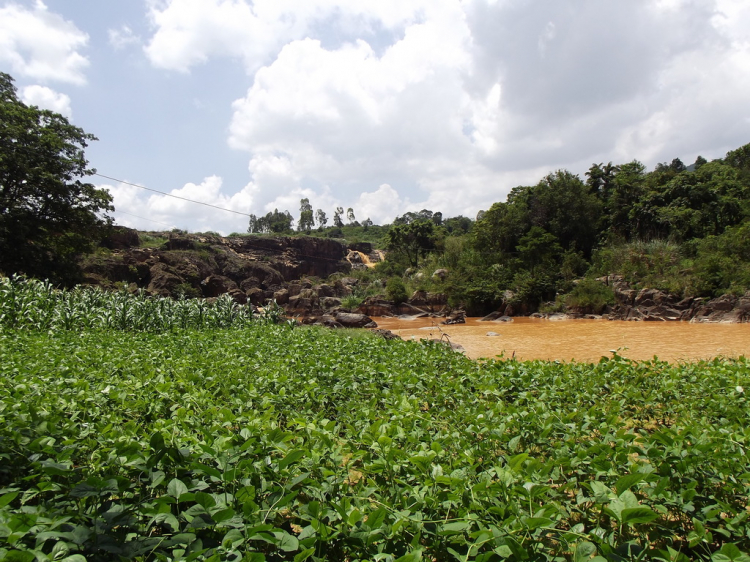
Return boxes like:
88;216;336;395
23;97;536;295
94;173;252;217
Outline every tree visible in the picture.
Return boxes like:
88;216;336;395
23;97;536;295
384;219;439;267
346;207;356;225
298;198;314;232
0;72;113;284
315;209;327;228
333;207;344;228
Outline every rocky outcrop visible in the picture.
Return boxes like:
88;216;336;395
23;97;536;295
604;277;750;323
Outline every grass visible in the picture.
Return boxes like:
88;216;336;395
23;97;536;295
0;277;748;561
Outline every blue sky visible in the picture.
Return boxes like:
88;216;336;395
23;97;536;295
2;0;750;234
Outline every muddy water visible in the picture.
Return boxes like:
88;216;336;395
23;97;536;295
372;317;750;363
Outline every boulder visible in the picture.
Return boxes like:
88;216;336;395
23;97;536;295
246;287;264;305
147;263;185;297
442;310;466;325
432;268;448;281
359;298;395;317
315;284;335;298
370;329;401;341
201;275;238;298
334;312;377;328
273;288;289;305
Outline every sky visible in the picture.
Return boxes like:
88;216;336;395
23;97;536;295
2;0;750;235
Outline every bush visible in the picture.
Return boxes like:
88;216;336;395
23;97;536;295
565;278;615;314
386;276;408;304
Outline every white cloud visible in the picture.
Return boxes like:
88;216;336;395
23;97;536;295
108;25;140;50
136;0;750;228
21;85;72;118
0;0;89;84
103;176;258;235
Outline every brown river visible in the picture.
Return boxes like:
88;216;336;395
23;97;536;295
372;317;750;363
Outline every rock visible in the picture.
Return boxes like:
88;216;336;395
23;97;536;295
228;288;247;304
163;236;196;251
442;310;466;325
706;294;738;312
246;287;265;306
315;314;343;328
370;329;402;340
334;312;376;328
432;268;448;280
273;288;289;305
321;297;342;309
479;311;504;321
201;275;238;298
486;331;500;337
314;284;335;298
359;298;395;317
102;226;140;249
426;338;465;352
348;242;373;254
547;313;571;321
495;316;514;323
147;263;185;297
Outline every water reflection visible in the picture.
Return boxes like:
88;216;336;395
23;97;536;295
373;317;750;363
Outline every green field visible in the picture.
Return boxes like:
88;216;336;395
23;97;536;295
0;278;749;561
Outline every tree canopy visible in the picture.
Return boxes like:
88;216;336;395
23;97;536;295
0;72;113;284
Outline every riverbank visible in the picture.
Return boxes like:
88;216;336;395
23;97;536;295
373;316;750;363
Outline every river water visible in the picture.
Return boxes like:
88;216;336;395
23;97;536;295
372;317;750;363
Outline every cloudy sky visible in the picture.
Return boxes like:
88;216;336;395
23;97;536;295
2;0;749;234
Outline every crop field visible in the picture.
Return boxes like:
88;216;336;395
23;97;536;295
0;278;749;561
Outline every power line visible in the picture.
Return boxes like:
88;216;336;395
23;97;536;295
115;210;175;228
94;173;252;217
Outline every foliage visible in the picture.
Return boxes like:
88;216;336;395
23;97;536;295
0;72;114;285
0;293;748;560
385;276;408;304
565;278;616;314
0;275;287;332
298;199;314;232
384;220;441;268
248;209;294;234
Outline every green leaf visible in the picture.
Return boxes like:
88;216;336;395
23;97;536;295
522;517;553;530
294;548;315;562
615;473;643;494
439;521;471;535
278;449;305;469
620;507;658;525
168;478;189;500
0;492;18;509
365;507;387;530
574;541;597;562
713;543;750;562
273;532;299;552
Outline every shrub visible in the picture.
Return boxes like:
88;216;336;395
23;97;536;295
565;277;615;314
386;276;408;304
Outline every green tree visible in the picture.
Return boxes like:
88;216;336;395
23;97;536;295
333;207;344;228
0;72;113;284
298;198;314;232
384;219;439;267
315;208;327;228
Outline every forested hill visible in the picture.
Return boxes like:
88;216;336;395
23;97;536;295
327;142;750;316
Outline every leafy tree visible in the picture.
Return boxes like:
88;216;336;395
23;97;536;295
346;207;357;226
333;207;344;228
315;209;327;228
0;72;113;284
384;219;439;267
247;209;294;233
298;198;314;232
